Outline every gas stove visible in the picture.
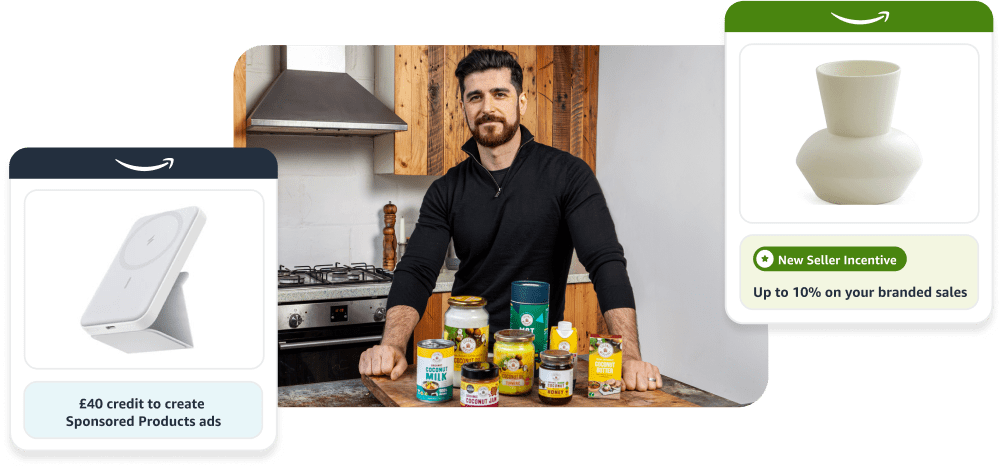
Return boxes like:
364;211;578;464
278;262;393;288
277;261;405;386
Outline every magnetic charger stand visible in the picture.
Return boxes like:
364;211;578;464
80;206;206;353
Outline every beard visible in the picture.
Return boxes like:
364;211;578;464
468;111;520;148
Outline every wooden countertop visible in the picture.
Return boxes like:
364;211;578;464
361;363;698;407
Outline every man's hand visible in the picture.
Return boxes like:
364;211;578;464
602;307;663;392
358;345;408;380
622;358;663;392
357;305;420;380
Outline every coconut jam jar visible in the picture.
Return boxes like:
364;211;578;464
460;362;500;407
493;329;535;395
443;296;489;386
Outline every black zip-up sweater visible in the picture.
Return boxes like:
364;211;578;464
387;126;635;344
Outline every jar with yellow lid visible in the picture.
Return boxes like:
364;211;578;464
494;329;535;395
443;296;489;386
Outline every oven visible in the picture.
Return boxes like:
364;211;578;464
277;263;412;386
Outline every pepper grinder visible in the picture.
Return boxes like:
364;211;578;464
382;202;397;271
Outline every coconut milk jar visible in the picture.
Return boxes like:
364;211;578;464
509;281;549;363
416;339;455;403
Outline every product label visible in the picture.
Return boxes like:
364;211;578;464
460;381;499;407
443;325;488;370
511;302;549;355
494;344;534;394
416;346;453;402
539;368;573;398
588;334;623;399
550;327;577;353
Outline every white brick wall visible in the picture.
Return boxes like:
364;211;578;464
245;45;438;267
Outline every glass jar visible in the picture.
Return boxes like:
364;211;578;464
443;296;489;386
494;329;535;395
460;362;500;407
538;349;574;405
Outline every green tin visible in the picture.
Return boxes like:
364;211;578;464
510;281;550;356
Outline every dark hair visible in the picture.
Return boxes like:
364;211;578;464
455;48;524;97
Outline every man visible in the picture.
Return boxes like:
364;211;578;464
359;48;663;391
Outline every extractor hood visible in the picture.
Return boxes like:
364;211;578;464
247;46;407;136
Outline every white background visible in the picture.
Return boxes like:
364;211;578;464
740;44;979;222
23;190;265;369
598;46;767;404
724;32;996;325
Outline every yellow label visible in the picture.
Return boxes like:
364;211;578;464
587;334;623;399
443;325;488;370
550;327;577;353
417;345;454;359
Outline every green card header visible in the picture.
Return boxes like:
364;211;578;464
726;1;992;32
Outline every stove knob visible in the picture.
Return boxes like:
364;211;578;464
289;313;303;328
373;307;386;322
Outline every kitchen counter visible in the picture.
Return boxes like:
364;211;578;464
279;378;383;407
278;372;741;407
278;268;591;303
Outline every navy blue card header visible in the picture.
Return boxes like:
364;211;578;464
10;148;277;179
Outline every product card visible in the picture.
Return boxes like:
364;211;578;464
724;1;993;323
9;148;277;450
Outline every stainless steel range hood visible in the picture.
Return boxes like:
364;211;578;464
247;46;407;136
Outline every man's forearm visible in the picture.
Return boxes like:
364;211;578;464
381;305;421;352
603;307;642;361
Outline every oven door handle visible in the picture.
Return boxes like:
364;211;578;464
278;335;384;350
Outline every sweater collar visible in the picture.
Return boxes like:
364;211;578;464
461;125;535;165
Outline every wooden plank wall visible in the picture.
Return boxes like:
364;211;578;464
394;46;416;174
233;53;247;148
393;45;598;175
412;293;450;357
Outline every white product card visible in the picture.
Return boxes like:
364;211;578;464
9;148;277;450
724;2;993;323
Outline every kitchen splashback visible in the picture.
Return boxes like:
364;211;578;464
250;134;435;267
246;46;437;266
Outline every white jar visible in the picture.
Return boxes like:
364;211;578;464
442;296;489;386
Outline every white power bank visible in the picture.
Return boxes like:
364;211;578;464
81;206;206;353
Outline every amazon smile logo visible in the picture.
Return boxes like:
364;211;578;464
831;10;890;25
116;158;175;172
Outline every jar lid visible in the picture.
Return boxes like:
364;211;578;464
511;281;549;304
448;296;487;307
418;339;456;350
461;362;499;380
495;329;534;343
540;349;573;364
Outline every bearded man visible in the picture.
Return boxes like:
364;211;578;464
359;48;663;392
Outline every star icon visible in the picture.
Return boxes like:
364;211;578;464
755;249;774;269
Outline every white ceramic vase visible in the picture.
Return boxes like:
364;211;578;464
796;60;921;204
